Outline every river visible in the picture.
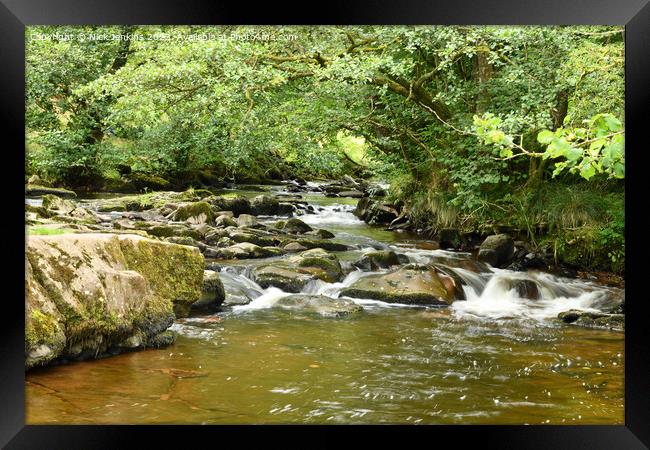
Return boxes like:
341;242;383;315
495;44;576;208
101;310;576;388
25;185;624;424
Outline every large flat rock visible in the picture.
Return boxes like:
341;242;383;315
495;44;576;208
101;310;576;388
25;233;204;369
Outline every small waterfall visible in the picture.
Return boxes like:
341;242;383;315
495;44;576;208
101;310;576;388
298;204;360;227
451;269;621;321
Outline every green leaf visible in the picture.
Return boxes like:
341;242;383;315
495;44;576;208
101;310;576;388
579;162;596;180
537;130;554;145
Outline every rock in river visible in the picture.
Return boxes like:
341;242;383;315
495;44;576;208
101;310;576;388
190;270;226;313
340;264;463;305
274;295;363;318
477;234;515;268
25;233;205;369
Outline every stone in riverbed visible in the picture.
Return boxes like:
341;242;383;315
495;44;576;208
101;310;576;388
293;238;349;252
172;201;214;225
353;250;402;271
283;242;308;253
295;248;343;282
307;229;335;239
274;295;363;318
340;264;462;305
229;232;275;247
25;233;204;369
208;242;283;259
42;194;76;215
253;266;315;292
26;184;77;198
558;309;624;331
215;214;238;228
237;214;258;228
337;190;365;198
190;270;226;313
281;218;313;234
252;248;344;291
477;234;515;267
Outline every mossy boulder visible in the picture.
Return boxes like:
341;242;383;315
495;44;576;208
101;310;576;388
282;218;313;234
135;222;203;240
252;248;344;291
127;172;171;190
26;184;77;198
25;233;204;369
282;242;308;253
353;250;402;271
172;201;214;224
253;266;316;292
340;264;462;305
294;248;343;282
251;195;280;215
190;270;225;313
478;234;515;267
210;196;251;216
294;238;349;252
42;194;76;215
229;232;275;247
311;229;335;239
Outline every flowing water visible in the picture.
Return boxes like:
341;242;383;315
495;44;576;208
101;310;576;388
25;185;624;424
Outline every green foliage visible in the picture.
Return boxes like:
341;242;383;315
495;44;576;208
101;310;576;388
26;25;624;271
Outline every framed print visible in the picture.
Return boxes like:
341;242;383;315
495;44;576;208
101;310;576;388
1;0;648;447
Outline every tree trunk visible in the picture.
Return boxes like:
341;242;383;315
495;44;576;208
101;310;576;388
475;41;493;115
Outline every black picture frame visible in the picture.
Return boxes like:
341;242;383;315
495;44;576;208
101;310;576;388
2;0;648;447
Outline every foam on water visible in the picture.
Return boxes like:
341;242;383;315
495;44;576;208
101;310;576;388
451;269;616;321
299;204;360;226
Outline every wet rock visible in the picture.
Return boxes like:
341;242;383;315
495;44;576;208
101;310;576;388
558;309;624;331
25;184;77;198
237;214;258;228
293;239;350;252
190;270;226;312
430;255;492;274
497;278;540;300
506;252;549;272
340;264;461;305
274;295;363;318
210;242;283;259
215;214;238;228
338;190;365;198
172;201;214;225
250;194;279;215
294;248;343;282
282;218;313;234
439;228;461;250
211;196;251;217
205;228;230;245
229;232;275;247
42;194;76;215
164;236;198;247
310;229;335;239
252;248;344;290
136;223;203;240
477;234;515;268
353;250;402;271
353;198;399;225
253;266;315;292
283;242;308;253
